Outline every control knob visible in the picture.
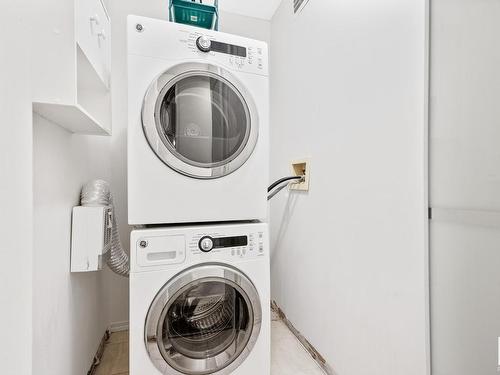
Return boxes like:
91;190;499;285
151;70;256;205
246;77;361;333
199;236;214;252
196;36;211;52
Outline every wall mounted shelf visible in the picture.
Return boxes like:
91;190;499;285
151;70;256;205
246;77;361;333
33;102;108;136
32;0;111;136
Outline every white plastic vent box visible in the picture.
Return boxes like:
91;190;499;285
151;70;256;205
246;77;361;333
71;206;113;272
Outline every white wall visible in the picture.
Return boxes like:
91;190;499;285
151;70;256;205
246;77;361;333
33;115;112;374
218;10;271;42
103;0;271;327
269;1;428;374
0;2;32;374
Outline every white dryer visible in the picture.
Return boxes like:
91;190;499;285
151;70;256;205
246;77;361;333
129;222;270;375
127;16;269;225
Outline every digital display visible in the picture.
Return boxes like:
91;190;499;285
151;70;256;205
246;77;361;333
211;41;247;58
213;236;248;248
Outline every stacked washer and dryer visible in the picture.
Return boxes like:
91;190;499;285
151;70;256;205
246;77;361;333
127;16;270;375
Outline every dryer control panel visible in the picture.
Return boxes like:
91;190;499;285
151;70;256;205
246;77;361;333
128;15;269;76
191;34;266;72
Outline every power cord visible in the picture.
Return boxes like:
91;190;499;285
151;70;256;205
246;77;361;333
268;183;289;201
267;176;304;201
268;176;303;193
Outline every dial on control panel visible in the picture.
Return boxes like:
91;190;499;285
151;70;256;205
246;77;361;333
199;236;214;252
196;36;211;52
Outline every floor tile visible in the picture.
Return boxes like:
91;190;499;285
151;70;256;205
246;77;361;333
111;342;129;374
107;330;129;344
271;321;326;375
95;321;325;374
94;343;120;375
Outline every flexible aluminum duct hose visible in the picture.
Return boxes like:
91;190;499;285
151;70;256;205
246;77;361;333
80;180;130;277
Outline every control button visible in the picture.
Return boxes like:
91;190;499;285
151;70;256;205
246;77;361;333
237;249;241;256
259;245;264;253
243;248;246;255
199;236;214;252
231;249;235;256
196;36;211;52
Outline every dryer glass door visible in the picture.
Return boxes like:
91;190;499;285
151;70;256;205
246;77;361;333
145;265;262;375
142;63;259;179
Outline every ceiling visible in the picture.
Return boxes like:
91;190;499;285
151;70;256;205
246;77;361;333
218;0;282;20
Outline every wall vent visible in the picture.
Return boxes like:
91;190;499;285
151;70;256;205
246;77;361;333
293;0;310;14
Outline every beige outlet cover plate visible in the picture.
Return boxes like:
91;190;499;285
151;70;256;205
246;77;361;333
290;158;310;191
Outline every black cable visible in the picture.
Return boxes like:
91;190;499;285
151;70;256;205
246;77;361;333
267;183;289;201
268;176;303;193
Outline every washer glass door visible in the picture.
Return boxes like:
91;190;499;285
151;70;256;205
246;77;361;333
145;265;262;375
142;63;259;179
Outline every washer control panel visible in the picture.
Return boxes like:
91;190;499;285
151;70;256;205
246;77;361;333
131;223;268;272
190;230;266;259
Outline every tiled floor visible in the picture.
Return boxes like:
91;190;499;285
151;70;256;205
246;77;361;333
94;331;129;375
95;316;325;375
271;320;326;375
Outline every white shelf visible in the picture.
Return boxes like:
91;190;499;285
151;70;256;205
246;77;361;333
31;0;111;136
33;101;110;136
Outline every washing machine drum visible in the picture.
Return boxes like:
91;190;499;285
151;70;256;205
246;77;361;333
145;265;262;375
142;63;259;179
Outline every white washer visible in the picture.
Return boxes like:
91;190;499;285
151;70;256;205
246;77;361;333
127;16;269;225
130;222;270;375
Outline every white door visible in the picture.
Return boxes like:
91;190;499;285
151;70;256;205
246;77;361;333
142;62;259;179
430;0;500;373
145;264;262;374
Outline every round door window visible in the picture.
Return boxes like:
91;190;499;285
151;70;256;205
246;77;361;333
142;63;259;179
145;265;262;375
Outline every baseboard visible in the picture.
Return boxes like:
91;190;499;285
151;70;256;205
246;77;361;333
271;301;337;375
108;320;129;332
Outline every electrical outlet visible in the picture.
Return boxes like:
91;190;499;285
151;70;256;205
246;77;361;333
290;159;310;191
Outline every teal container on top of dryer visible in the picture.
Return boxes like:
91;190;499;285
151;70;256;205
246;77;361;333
169;0;219;30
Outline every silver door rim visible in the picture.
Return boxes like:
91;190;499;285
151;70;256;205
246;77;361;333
144;263;262;375
142;62;259;179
